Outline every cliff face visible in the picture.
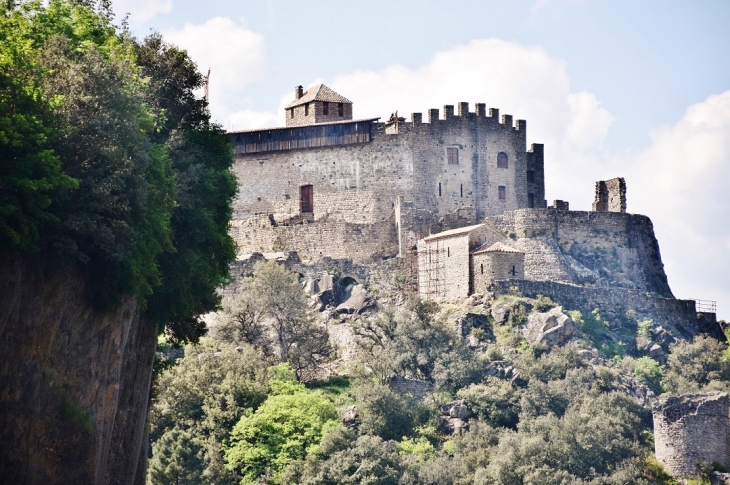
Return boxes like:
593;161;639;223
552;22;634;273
0;252;156;485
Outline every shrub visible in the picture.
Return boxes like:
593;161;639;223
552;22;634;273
532;294;557;313
637;319;654;340
486;345;504;362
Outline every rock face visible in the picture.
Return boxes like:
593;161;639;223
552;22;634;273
336;284;376;314
520;306;575;346
0;253;156;485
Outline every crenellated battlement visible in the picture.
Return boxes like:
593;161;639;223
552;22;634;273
405;102;524;133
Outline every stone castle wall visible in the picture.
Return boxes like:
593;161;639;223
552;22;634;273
471;251;525;295
487;209;673;297
489;279;707;340
653;393;730;479
230;104;546;264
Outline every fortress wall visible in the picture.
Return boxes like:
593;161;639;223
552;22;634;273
653;393;730;479
488;210;673;297
490;279;698;338
229;215;398;264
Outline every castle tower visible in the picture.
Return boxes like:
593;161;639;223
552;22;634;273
285;83;353;127
653;392;730;479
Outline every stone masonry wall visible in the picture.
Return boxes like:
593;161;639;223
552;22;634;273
230;213;398;264
472;251;525;295
653;393;730;479
487;209;673;297
490;279;702;340
593;177;627;213
231;104;546;264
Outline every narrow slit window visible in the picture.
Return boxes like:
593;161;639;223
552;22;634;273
498;152;508;168
323;101;329;115
300;185;313;213
480;264;484;274
290;109;294;119
528;193;535;208
304;103;309;116
498;186;506;200
527;170;535;182
447;147;459;165
460;184;463;197
439;182;442;197
447;247;450;257
338;103;344;117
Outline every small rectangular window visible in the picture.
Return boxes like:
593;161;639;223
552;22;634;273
338;103;344;117
527;170;535;183
498;186;506;200
498;152;508;168
447;147;459;165
528;193;535;208
304;103;309;116
323;101;329;115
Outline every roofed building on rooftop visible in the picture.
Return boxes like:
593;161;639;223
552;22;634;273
471;241;525;296
286;83;353;127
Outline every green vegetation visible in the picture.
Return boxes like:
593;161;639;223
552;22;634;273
0;0;236;341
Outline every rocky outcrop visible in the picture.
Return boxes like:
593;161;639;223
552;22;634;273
336;285;376;314
519;306;576;346
0;253;156;485
438;400;472;435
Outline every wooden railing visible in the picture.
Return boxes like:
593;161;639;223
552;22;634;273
694;299;717;313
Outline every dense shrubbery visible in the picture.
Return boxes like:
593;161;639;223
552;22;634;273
0;0;236;341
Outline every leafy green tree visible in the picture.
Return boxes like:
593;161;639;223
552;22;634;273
663;335;730;394
148;427;207;485
225;364;340;483
284;428;407;485
222;261;332;379
353;380;414;441
149;344;270;483
0;1;236;341
354;298;480;387
457;378;521;429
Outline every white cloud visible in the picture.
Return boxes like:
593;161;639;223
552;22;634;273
611;90;730;313
113;0;172;25
227;110;279;132
163;18;267;124
328;39;614;206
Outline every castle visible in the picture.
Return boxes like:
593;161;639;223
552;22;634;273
228;83;545;263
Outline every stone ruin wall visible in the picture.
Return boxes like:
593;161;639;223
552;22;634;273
229;214;398;264
471;251;525;296
487;209;673;297
653;393;730;479
489;279;718;341
593;177;627;213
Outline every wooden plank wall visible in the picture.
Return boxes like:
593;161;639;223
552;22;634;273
232;121;372;154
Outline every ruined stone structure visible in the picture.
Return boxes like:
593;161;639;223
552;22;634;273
653;393;730;479
592;177;626;213
228;84;546;263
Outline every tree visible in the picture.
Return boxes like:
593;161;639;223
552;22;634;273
148;427;207;485
224;364;340;483
223;261;332;380
663;335;730;394
0;1;237;341
354;298;480;387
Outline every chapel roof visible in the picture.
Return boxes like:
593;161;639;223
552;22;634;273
471;241;524;255
423;224;486;242
285;83;353;109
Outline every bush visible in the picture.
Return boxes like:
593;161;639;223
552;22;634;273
663;335;730;394
637;319;654;339
457;379;520;429
532;294;557;313
486;345;504;362
224;364;340;483
353;380;415;441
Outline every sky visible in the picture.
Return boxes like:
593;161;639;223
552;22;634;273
114;0;730;319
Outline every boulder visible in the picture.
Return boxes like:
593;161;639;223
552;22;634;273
440;399;472;420
438;416;468;435
454;313;493;340
336;285;376;314
520;306;575;346
339;405;358;429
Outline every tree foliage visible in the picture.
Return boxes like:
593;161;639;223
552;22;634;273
0;0;236;341
224;364;340;483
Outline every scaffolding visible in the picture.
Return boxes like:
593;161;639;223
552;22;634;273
416;244;447;298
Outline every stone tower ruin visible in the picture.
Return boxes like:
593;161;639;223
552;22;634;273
592;177;626;213
652;392;730;479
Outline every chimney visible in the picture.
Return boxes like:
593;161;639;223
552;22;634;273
295;85;303;100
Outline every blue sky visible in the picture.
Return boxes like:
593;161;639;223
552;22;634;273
116;0;730;318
